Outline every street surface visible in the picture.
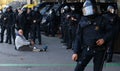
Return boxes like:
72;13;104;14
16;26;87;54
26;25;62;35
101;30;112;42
0;34;120;71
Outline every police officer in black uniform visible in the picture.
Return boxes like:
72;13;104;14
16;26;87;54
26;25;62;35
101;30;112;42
25;8;32;39
72;0;113;71
61;5;71;45
0;8;7;43
103;5;120;62
31;7;42;44
48;9;56;37
6;6;15;44
16;8;27;37
60;8;65;39
67;6;80;49
0;6;15;44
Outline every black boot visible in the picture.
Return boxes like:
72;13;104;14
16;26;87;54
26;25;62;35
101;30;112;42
0;41;3;43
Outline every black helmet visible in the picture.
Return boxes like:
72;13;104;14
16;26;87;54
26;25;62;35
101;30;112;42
8;6;12;9
6;6;13;12
82;0;94;16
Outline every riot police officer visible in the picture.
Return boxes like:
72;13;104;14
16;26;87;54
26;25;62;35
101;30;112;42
25;8;32;39
6;6;15;44
16;8;27;35
48;9;56;37
61;5;71;45
0;8;7;43
103;5;120;62
31;7;42;44
0;6;15;44
67;5;80;49
72;0;113;71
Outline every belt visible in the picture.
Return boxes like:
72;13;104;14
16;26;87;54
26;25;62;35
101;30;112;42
83;45;97;48
83;45;106;51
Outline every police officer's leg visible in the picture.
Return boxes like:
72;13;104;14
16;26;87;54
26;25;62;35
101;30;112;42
65;26;69;47
47;23;50;36
44;23;49;36
49;23;53;36
93;50;106;71
61;25;66;43
24;29;29;40
71;27;77;49
32;25;36;43
51;23;56;37
11;26;16;44
37;25;41;44
75;48;93;71
5;27;9;43
106;41;113;62
6;27;12;44
0;26;6;42
63;26;68;45
67;28;72;49
60;24;64;39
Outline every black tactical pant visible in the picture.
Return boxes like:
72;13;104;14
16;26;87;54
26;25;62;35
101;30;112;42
0;26;6;42
6;26;15;44
67;26;76;48
75;47;106;71
23;26;31;40
67;27;72;48
24;29;29;40
11;26;16;44
63;26;68;43
6;26;12;43
31;24;41;44
106;40;114;61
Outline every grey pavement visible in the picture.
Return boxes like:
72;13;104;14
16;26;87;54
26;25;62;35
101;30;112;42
0;35;120;71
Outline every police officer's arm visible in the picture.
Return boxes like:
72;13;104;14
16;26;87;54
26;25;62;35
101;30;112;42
102;17;113;44
72;23;82;61
74;23;82;54
1;13;5;24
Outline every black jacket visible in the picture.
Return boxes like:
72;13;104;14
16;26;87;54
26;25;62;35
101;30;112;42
16;13;27;30
1;11;15;27
74;14;113;54
31;11;42;25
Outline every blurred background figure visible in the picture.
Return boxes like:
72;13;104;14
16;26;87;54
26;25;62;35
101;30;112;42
31;7;42;45
103;5;120;62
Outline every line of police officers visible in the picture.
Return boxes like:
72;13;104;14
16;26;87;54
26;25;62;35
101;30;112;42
0;6;42;45
60;5;80;49
0;0;119;70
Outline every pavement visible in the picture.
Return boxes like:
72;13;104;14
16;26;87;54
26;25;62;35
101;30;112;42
0;34;120;71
